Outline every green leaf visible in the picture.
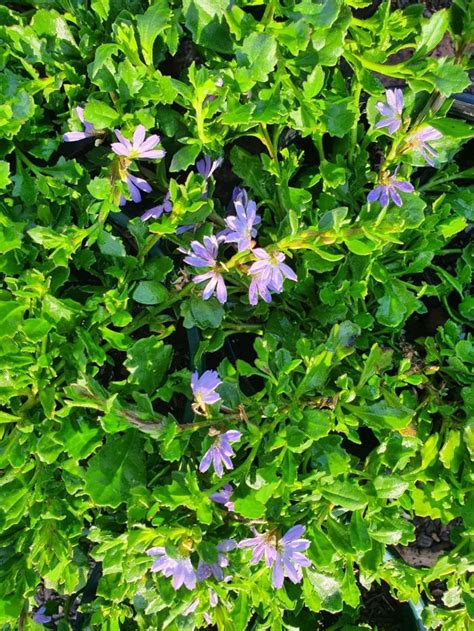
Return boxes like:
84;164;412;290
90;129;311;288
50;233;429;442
439;430;464;473
303;66;325;99
320;480;368;510
304;569;342;613
237;32;277;83
132;281;167;305
345;401;414;430
125;337;173;393
373;475;408;498
97;230;126;257
181;296;224;330
169;144;201;172
91;0;109;22
413;10;449;59
137;2;171;66
320;96;356;137
182;0;232;53
350;511;372;553
88;177;112;200
234;496;266;519
0;411;20;424
0;161;10;189
84;100;119;129
154;471;212;524
84;433;145;508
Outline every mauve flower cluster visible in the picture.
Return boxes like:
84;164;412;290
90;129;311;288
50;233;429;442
369;89;443;207
239;525;311;588
147;540;236;591
146;527;311;593
181;185;297;305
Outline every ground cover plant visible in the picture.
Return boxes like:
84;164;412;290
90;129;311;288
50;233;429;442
0;0;473;629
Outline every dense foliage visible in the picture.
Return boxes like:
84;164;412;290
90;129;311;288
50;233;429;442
0;0;473;629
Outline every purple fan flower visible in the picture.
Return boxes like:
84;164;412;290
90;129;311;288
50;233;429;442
239;525;311;589
182;236;227;304
224;194;261;252
248;272;274;306
367;171;414;207
191;370;222;412
197;540;236;581
33;606;52;624
199;430;241;478
141;192;172;221
63;106;98;142
196;156;223;180
210;483;234;511
112;124;166;160
183;599;200;615
232;186;249;205
375;89;404;134
147;546;196;590
119;173;152;206
196;155;223;198
405;126;443;166
248;248;297;305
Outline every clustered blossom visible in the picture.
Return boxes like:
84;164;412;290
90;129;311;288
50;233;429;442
191;370;222;412
181;185;297;305
147;540;236;592
199;430;241;478
224;192;261;252
248;249;297;305
147;547;197;590
197;540;236;581
369;90;444;207
239;525;311;588
375;88;404;134
367;170;415;207
405;125;443;167
182;236;227;304
210;483;234;511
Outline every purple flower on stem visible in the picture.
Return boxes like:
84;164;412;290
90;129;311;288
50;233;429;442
210;483;234;511
119;173;152;206
196;156;223;180
197;540;237;581
248;248;297;305
183;599;200;615
224;195;261;252
191;370;222;412
112;124;166;160
141;192;172;221
405;126;443;166
232;186;248;205
367;171;414;207
199;430;241;478
33;606;52;624
182;236;228;304
239;525;311;589
63;107;98;142
375;89;404;134
147;547;196;590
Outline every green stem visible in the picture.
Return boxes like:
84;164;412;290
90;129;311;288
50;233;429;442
419;169;473;192
261;0;277;26
315;135;325;162
349;82;362;165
